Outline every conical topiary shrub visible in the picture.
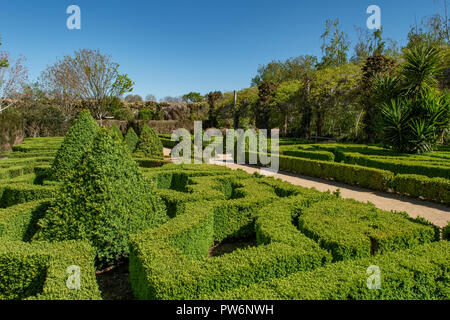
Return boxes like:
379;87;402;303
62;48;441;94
136;125;163;158
34;128;167;267
111;124;124;142
51;110;99;180
124;127;139;153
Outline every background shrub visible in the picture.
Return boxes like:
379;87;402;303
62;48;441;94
111;124;124;142
136;125;164;158
124;127;139;153
113;108;135;121
138;108;154;120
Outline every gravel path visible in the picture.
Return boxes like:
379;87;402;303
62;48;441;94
163;148;450;227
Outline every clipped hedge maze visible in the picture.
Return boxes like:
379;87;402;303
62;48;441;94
129;164;447;300
0;136;449;300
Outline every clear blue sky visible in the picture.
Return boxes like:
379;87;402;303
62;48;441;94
0;0;446;100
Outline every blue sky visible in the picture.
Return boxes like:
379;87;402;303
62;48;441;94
0;0;446;100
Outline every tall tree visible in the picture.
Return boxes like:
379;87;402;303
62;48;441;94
40;49;133;119
255;81;278;129
182;92;204;103
361;54;397;142
0;39;27;113
145;94;156;101
271;81;302;136
205;91;223;128
251;55;317;86
318;19;350;69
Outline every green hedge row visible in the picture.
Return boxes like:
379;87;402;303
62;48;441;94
277;153;394;191
298;198;437;261
392;174;450;204
0;200;50;241
0;157;53;169
0;241;101;300
280;149;335;162
129;202;330;300
241;151;449;204
341;152;450;179
0;183;56;208
443;223;450;240
205;241;450;300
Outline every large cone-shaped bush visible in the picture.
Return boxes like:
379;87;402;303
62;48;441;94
124;127;139;153
35;128;167;267
136;125;163;158
51;110;99;180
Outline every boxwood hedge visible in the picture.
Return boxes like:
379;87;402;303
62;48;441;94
129;175;336;300
205;241;450;300
0;241;101;300
298;198;437;261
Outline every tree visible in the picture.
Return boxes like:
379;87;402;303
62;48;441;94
205;91;223;128
35;128;167;267
374;43;449;153
318;19;350;69
145;94;157;101
161;96;182;103
361;54;397;142
0;39;27;113
255;81;277;129
352;27;399;62
51;110;99;180
271;81;302;136
136;125;164;158
0;36;8;68
124;94;143;102
251;55;317;86
182;92;204;103
40;49;134;120
309;63;361;137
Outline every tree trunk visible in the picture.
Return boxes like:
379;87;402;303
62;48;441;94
316;111;324;137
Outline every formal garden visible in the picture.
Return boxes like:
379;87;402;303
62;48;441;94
0;2;449;301
0;111;449;300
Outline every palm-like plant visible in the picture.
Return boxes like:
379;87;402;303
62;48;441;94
401;44;443;95
379;99;412;153
373;43;449;153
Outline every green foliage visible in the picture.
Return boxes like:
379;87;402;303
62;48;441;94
138;108;153;120
124;127;139;153
206;241;450;300
34;128;167;267
392;174;450;204
378;92;449;153
110;124;123;142
341;151;450;178
0;183;55;208
182;92;204;103
281;148;335;162
0;201;50;242
443;223;450;241
51;110;99;180
0;241;101;300
136;125;164;158
298;198;436;261
129;186;332;300
113;108;135;121
273;152;394;191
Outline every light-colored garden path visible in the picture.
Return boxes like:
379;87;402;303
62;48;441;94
163;148;450;227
